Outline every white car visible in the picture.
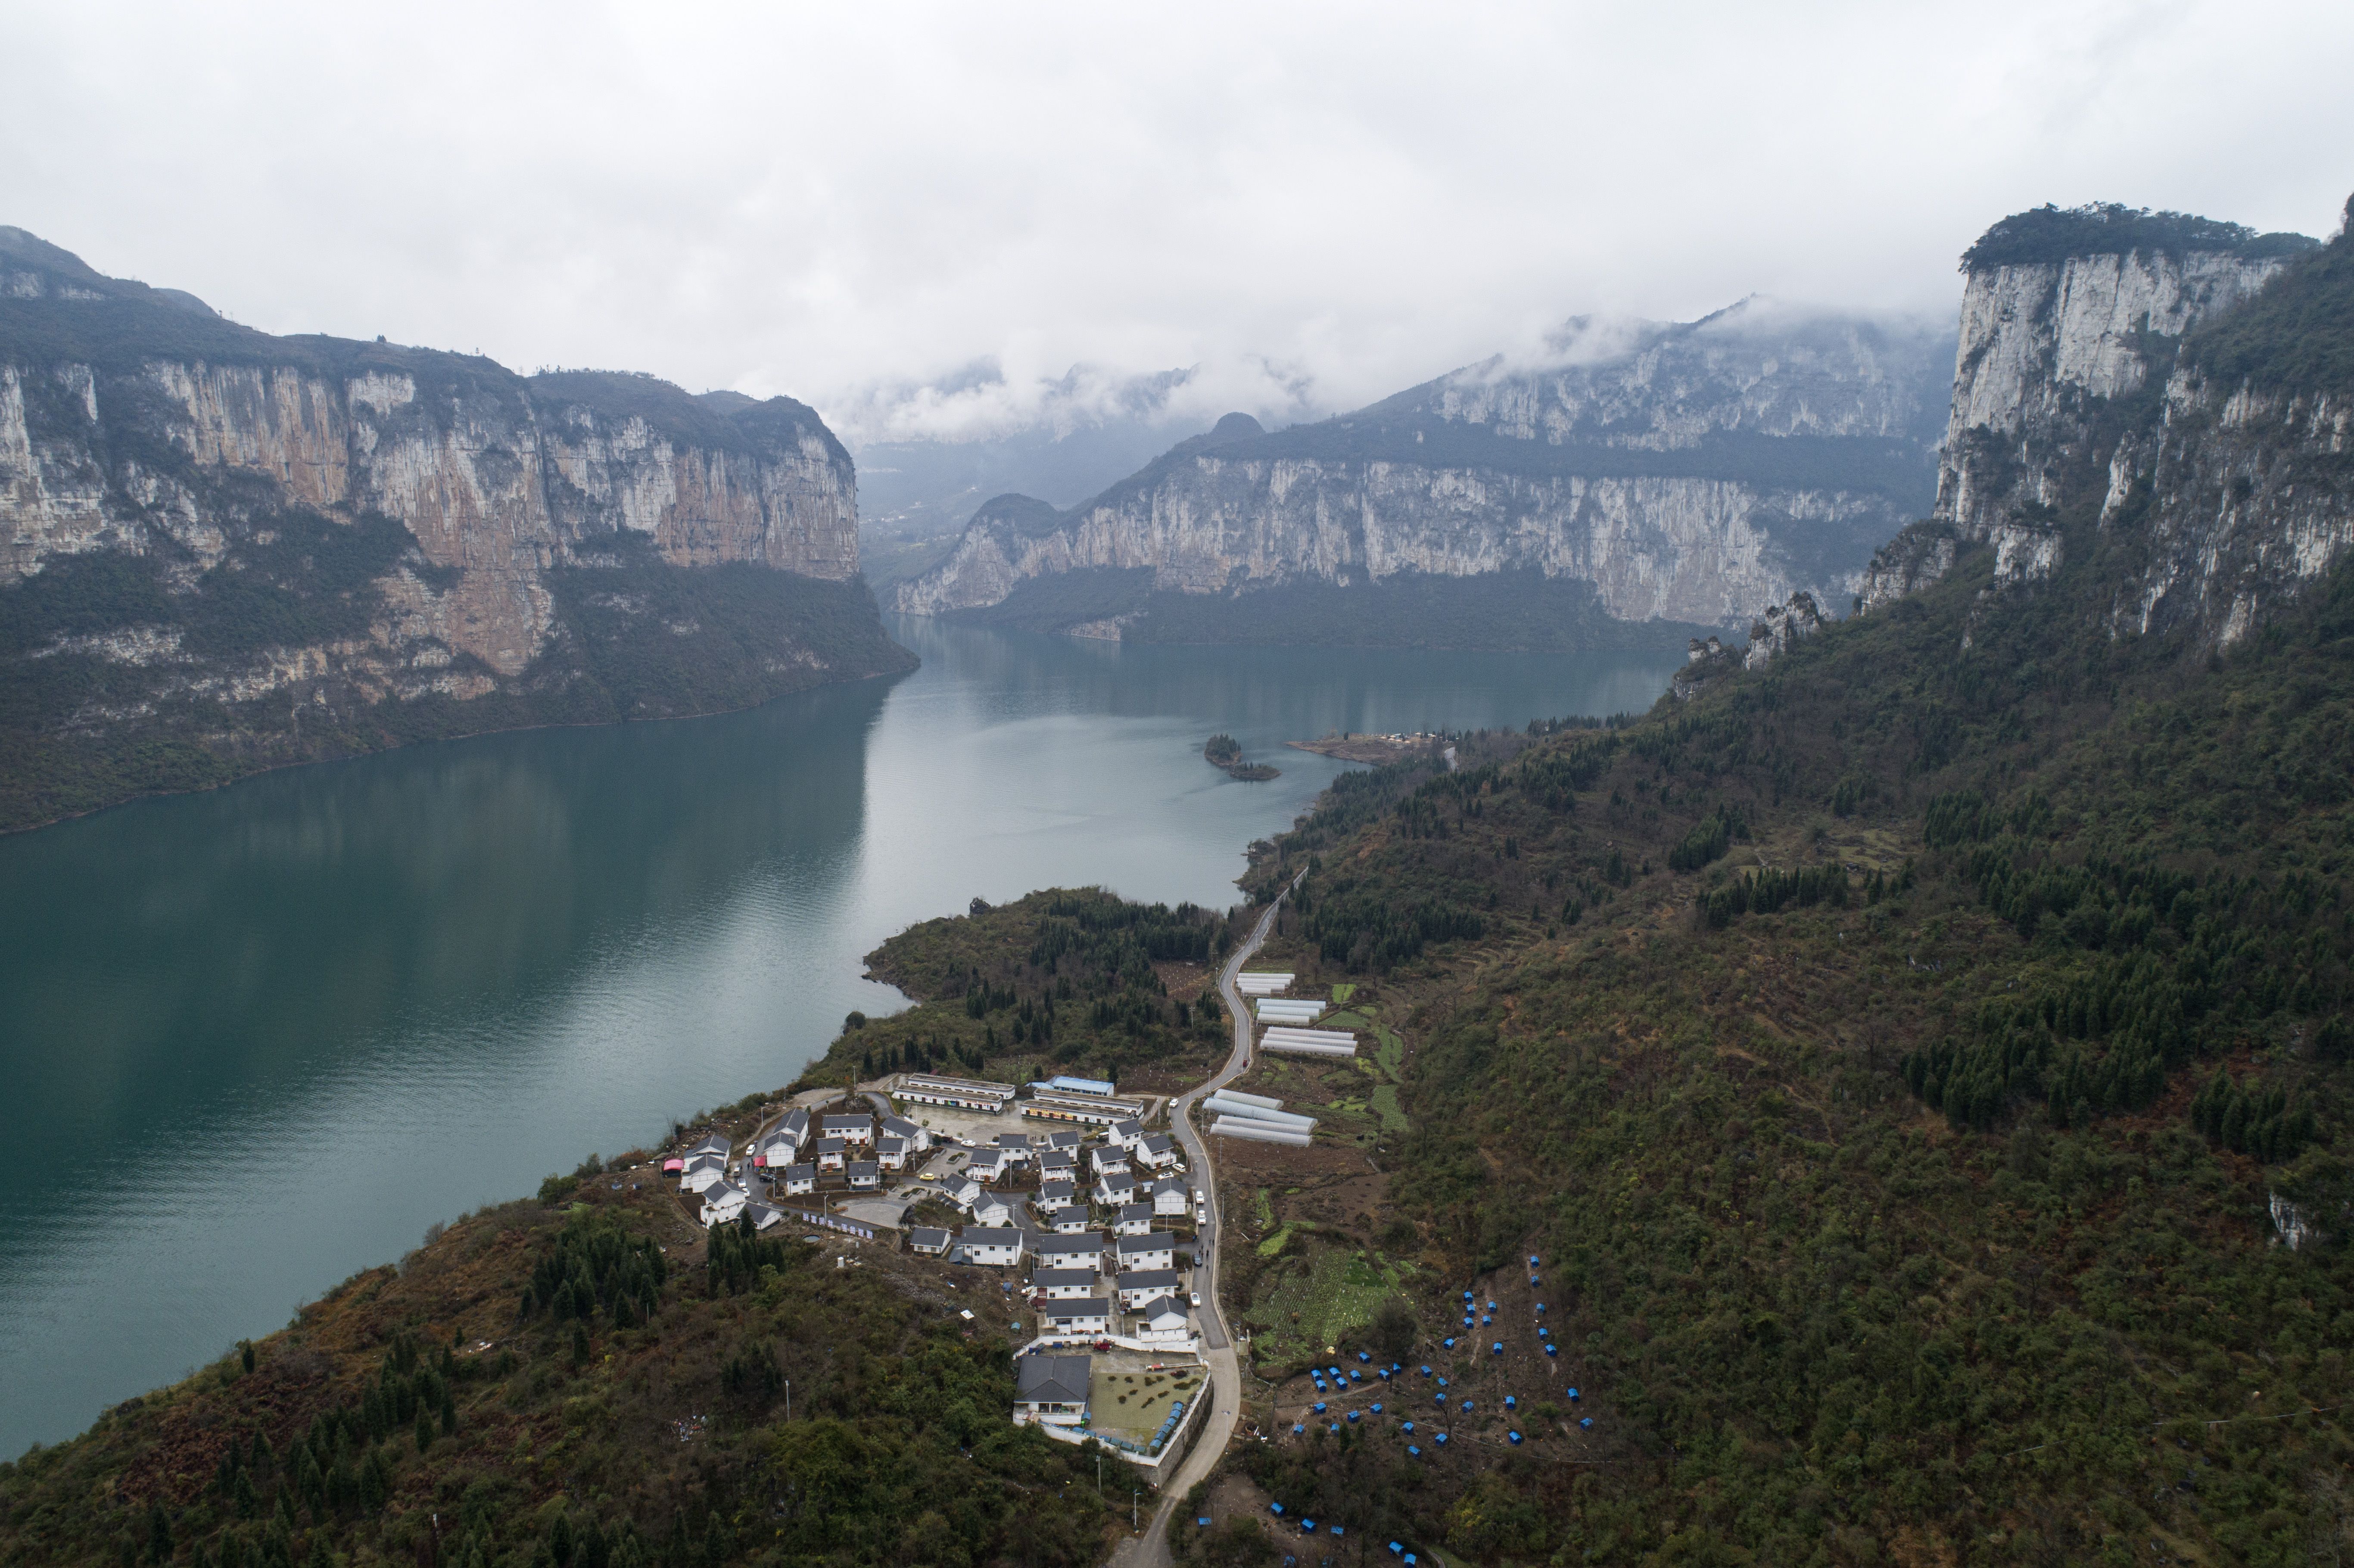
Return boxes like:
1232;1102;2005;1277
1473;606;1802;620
1190;1291;1202;1308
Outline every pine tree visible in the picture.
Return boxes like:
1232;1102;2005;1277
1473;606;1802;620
414;1406;434;1455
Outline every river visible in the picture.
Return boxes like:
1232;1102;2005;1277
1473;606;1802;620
0;615;1678;1455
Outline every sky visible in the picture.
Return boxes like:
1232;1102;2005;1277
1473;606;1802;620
3;0;2350;443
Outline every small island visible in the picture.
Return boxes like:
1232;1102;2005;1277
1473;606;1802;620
1203;733;1280;781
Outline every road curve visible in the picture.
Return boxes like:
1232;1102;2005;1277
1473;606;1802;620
1110;871;1301;1568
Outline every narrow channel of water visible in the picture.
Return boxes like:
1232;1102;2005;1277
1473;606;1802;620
0;616;1678;1455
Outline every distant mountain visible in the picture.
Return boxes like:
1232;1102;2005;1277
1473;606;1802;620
0;227;911;830
895;300;1957;649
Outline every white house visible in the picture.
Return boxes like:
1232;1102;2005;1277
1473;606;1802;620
1116;1232;1177;1272
1030;1267;1100;1300
812;1136;847;1173
776;1108;811;1146
1135;1134;1179;1171
908;1226;952;1257
946;1176;983;1210
1036;1234;1106;1272
880;1114;930;1151
1107;1118;1144;1151
1095;1173;1137;1209
779;1162;816;1197
686;1132;732;1163
700;1182;749;1227
1014;1353;1090;1425
822;1114;874;1146
681;1155;729;1195
744;1201;787;1233
1090;1145;1131;1177
1115;1203;1154;1237
971;1193;1015;1229
1152;1177;1193;1218
1047;1205;1093;1235
994;1132;1033;1165
1115;1269;1183;1310
1038;1179;1078;1210
875;1136;910;1172
1039;1298;1112;1336
1038;1149;1078;1180
1134;1294;1191;1344
959;1227;1026;1268
1046;1131;1082;1154
754;1134;799;1170
967;1151;1008;1186
847;1160;881;1191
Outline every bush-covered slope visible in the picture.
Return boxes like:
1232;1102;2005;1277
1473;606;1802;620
0;1182;1111;1568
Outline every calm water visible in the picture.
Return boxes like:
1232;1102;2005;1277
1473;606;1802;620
0;616;1677;1454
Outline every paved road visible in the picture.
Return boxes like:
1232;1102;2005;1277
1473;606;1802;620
1109;874;1301;1568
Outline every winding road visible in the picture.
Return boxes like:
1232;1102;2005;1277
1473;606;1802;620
1109;870;1302;1568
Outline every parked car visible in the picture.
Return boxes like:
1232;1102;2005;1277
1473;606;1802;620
1190;1292;1202;1307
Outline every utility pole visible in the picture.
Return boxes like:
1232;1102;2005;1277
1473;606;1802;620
785;1380;791;1422
1132;1486;1138;1532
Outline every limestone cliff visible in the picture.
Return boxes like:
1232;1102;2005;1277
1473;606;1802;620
898;300;1954;638
1868;200;2354;650
0;227;907;828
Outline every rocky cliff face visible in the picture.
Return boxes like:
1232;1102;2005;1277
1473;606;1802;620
1868;201;2354;649
0;227;905;828
899;300;1954;636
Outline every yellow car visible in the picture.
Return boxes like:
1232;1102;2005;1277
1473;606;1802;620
920;1172;939;1181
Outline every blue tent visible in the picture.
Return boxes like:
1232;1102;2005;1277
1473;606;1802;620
1508;1430;1523;1445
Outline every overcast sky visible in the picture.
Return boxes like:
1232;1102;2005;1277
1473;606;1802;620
4;0;2349;441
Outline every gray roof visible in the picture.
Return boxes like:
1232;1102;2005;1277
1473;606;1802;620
1030;1267;1099;1290
909;1227;951;1250
961;1226;1025;1247
996;1132;1032;1149
1038;1180;1077;1205
781;1162;816;1181
881;1115;920;1138
847;1160;879;1178
1136;1294;1186;1321
1116;1231;1175;1254
1118;1202;1153;1223
822;1114;872;1131
814;1136;846;1154
1116;1268;1182;1292
1016;1353;1092;1406
1140;1134;1175;1154
1048;1205;1091;1227
1111;1119;1142;1137
1043;1297;1111;1320
1048;1131;1082;1150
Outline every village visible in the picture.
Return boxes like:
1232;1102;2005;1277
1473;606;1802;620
659;1066;1223;1474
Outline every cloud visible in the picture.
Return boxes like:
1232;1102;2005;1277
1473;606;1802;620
1;0;2347;434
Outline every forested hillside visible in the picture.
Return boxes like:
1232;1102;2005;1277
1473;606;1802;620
1201;503;2354;1563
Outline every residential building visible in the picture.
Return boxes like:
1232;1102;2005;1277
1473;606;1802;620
875;1136;910;1172
1030;1267;1100;1300
822;1114;874;1146
1046;1131;1082;1154
1088;1145;1132;1177
1095;1173;1137;1209
1023;1091;1146;1128
880;1114;931;1151
1013;1353;1090;1425
1136;1133;1179;1171
1115;1269;1183;1310
908;1227;952;1257
959;1227;1026;1268
1115;1203;1154;1236
994;1132;1033;1164
813;1136;847;1172
1040;1299;1112;1336
1152;1177;1192;1218
681;1156;729;1195
1047;1205;1092;1235
779;1163;816;1197
1035;1235;1106;1272
1037;1149;1078;1180
971;1194;1015;1229
847;1160;880;1191
1107;1118;1144;1150
1116;1233;1177;1272
700;1182;749;1228
1038;1179;1078;1210
1134;1294;1192;1343
775;1108;811;1147
743;1202;787;1233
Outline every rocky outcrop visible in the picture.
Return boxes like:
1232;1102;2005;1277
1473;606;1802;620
1856;202;2354;650
1742;591;1827;670
0;228;906;828
900;301;1954;636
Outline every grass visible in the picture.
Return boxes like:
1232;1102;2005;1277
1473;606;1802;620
1245;1246;1399;1372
